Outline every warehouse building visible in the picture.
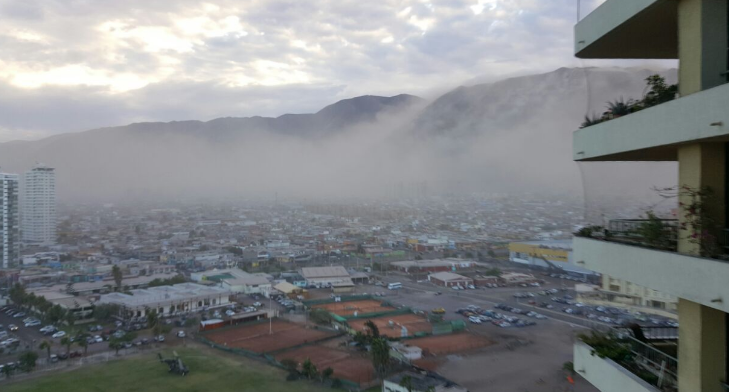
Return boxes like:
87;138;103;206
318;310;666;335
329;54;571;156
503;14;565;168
428;272;473;288
97;283;231;319
390;259;475;273
300;266;353;288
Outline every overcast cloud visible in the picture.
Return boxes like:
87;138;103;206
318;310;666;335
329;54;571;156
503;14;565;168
0;0;644;141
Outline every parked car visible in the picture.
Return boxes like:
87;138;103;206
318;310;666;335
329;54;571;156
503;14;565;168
468;316;482;324
9;324;18;331
52;331;66;338
177;331;186;338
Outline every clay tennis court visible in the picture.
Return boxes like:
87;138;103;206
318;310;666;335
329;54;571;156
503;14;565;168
347;313;432;337
275;345;376;384
204;319;336;353
405;333;493;356
311;299;395;317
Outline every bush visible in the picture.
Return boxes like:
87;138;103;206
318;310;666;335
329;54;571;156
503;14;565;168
575;225;603;238
578;331;632;362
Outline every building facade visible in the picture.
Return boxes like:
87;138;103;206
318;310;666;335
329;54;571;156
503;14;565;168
0;172;20;269
572;2;729;391
22;165;56;245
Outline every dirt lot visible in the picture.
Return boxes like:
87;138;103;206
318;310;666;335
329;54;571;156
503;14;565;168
311;299;394;317
204;319;336;353
347;313;432;337
275;345;375;385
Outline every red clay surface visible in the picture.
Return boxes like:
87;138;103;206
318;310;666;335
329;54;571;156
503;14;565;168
311;299;395;317
275;345;375;384
204;319;335;353
405;333;493;356
348;314;432;337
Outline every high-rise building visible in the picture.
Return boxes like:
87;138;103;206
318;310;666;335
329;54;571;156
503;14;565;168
0;172;20;269
572;2;728;392
22;165;56;245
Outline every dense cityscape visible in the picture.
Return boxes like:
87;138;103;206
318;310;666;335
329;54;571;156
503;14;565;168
1;1;728;392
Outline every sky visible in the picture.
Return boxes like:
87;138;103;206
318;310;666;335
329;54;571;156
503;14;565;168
0;0;630;142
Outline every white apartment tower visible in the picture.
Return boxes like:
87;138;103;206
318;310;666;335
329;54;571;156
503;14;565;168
22;165;56;245
0;172;20;268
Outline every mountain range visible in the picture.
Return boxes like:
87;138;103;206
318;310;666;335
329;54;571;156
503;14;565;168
0;67;677;202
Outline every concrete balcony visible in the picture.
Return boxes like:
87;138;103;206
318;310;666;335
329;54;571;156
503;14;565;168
573;82;729;161
573;237;729;313
575;0;677;59
574;341;662;392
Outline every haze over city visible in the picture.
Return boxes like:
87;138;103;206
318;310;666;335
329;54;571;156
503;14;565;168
1;1;724;392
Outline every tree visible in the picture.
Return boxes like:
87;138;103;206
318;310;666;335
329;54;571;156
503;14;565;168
47;304;67;324
146;309;159;335
321;367;334;382
76;336;89;356
485;267;501;277
19;351;39;372
2;363;13;378
92;303;121;322
399;374;414;392
280;358;299;375
39;340;53;360
112;265;123;291
109;339;125;355
643;75;678;107
309;309;332;325
9;283;27;306
60;336;72;355
370;337;390;378
301;358;318;380
364;320;380;338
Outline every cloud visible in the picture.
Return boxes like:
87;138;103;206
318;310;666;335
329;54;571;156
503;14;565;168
0;0;660;141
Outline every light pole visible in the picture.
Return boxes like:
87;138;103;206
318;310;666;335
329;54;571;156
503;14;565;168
269;293;273;335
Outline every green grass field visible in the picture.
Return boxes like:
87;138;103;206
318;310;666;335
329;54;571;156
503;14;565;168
4;345;332;392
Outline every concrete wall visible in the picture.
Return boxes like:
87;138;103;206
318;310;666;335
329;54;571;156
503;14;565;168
574;341;661;392
573;82;729;162
573;237;729;313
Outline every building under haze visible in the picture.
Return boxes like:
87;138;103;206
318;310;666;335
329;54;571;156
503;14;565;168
0;172;20;269
22;165;56;245
572;1;728;392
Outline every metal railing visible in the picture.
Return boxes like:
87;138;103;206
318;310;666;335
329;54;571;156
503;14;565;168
623;334;678;380
615;326;679;341
606;219;678;250
581;326;679;391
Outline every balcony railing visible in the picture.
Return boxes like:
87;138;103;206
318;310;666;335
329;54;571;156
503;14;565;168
580;326;678;392
606;219;678;251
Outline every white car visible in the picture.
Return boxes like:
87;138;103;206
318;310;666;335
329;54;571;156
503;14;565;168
177;331;186;338
451;286;460;290
225;310;235;316
468;316;482;324
25;320;41;327
52;331;66;339
253;302;262;307
467;285;476;289
94;335;103;343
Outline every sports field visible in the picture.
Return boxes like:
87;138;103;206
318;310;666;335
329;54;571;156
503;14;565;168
348;314;432;337
405;333;493;355
203;319;336;353
2;346;330;392
275;345;375;385
311;299;394;317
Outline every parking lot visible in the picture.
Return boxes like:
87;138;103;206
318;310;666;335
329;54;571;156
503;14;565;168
364;274;600;392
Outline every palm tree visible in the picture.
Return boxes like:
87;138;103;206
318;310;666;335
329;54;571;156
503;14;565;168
580;114;602;128
76;337;89;356
606;98;631;117
39;340;53;361
60;336;72;355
